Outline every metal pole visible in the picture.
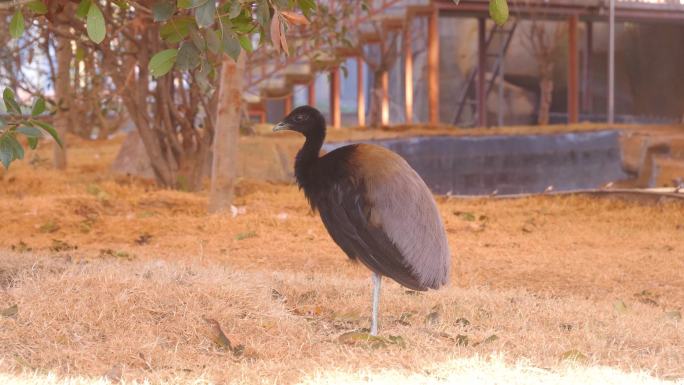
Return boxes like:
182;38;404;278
498;32;505;127
567;15;579;124
477;18;486;128
608;0;615;124
583;21;593;114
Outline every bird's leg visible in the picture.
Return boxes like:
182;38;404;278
370;272;382;336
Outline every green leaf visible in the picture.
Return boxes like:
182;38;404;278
30;120;62;147
177;0;192;9
160;16;194;43
206;29;221;54
222;32;241;60
0;136;14;169
149;49;178;77
7;135;24;161
10;11;25;39
195;0;216;28
189;28;205;50
152;1;176;22
176;41;201;70
255;0;269;29
76;0;92;19
0;134;23;168
3;88;22;115
26;0;49;14
112;0;129;9
17;126;44;138
489;0;509;26
228;1;241;18
27;137;38;150
297;0;316;18
31;97;46;116
238;34;252;52
87;4;107;43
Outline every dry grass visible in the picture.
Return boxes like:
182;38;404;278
0;135;683;384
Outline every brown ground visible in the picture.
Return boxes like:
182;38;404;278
0;134;683;384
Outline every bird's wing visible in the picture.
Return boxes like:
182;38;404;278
316;180;426;291
349;144;451;290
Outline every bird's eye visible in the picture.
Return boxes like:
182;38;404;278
294;114;306;122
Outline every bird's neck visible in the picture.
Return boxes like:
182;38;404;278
295;131;324;187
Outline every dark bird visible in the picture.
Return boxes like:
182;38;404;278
273;106;450;335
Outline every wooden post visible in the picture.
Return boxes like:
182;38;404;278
567;14;579;124
404;15;413;124
427;8;440;125
357;57;365;126
308;79;316;106
284;93;293;115
381;71;389;126
477;17;486;127
582;21;593;114
330;67;341;128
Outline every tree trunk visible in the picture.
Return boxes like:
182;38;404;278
209;54;246;213
537;62;554;125
53;34;71;169
367;70;385;128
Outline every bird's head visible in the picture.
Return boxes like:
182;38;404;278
272;105;326;139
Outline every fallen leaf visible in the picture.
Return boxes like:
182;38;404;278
39;220;60;233
1;304;18;318
387;335;406;348
473;334;498;347
10;241;31;253
425;310;441;326
613;300;629;314
455;317;470;327
338;331;406;349
334;311;362;323
134;233;153;245
235;231;257;240
271;288;284;301
298;290;316;302
453;211;476;221
560;349;589;363
455;334;469;346
397;312;414;326
99;249;135;260
476;307;492;319
232;344;245;357
50;239;77;252
203;317;232;351
664;310;681;321
634;290;659;306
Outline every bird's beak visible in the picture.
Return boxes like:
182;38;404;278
272;121;291;132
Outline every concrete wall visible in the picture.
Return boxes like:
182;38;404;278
324;130;627;195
